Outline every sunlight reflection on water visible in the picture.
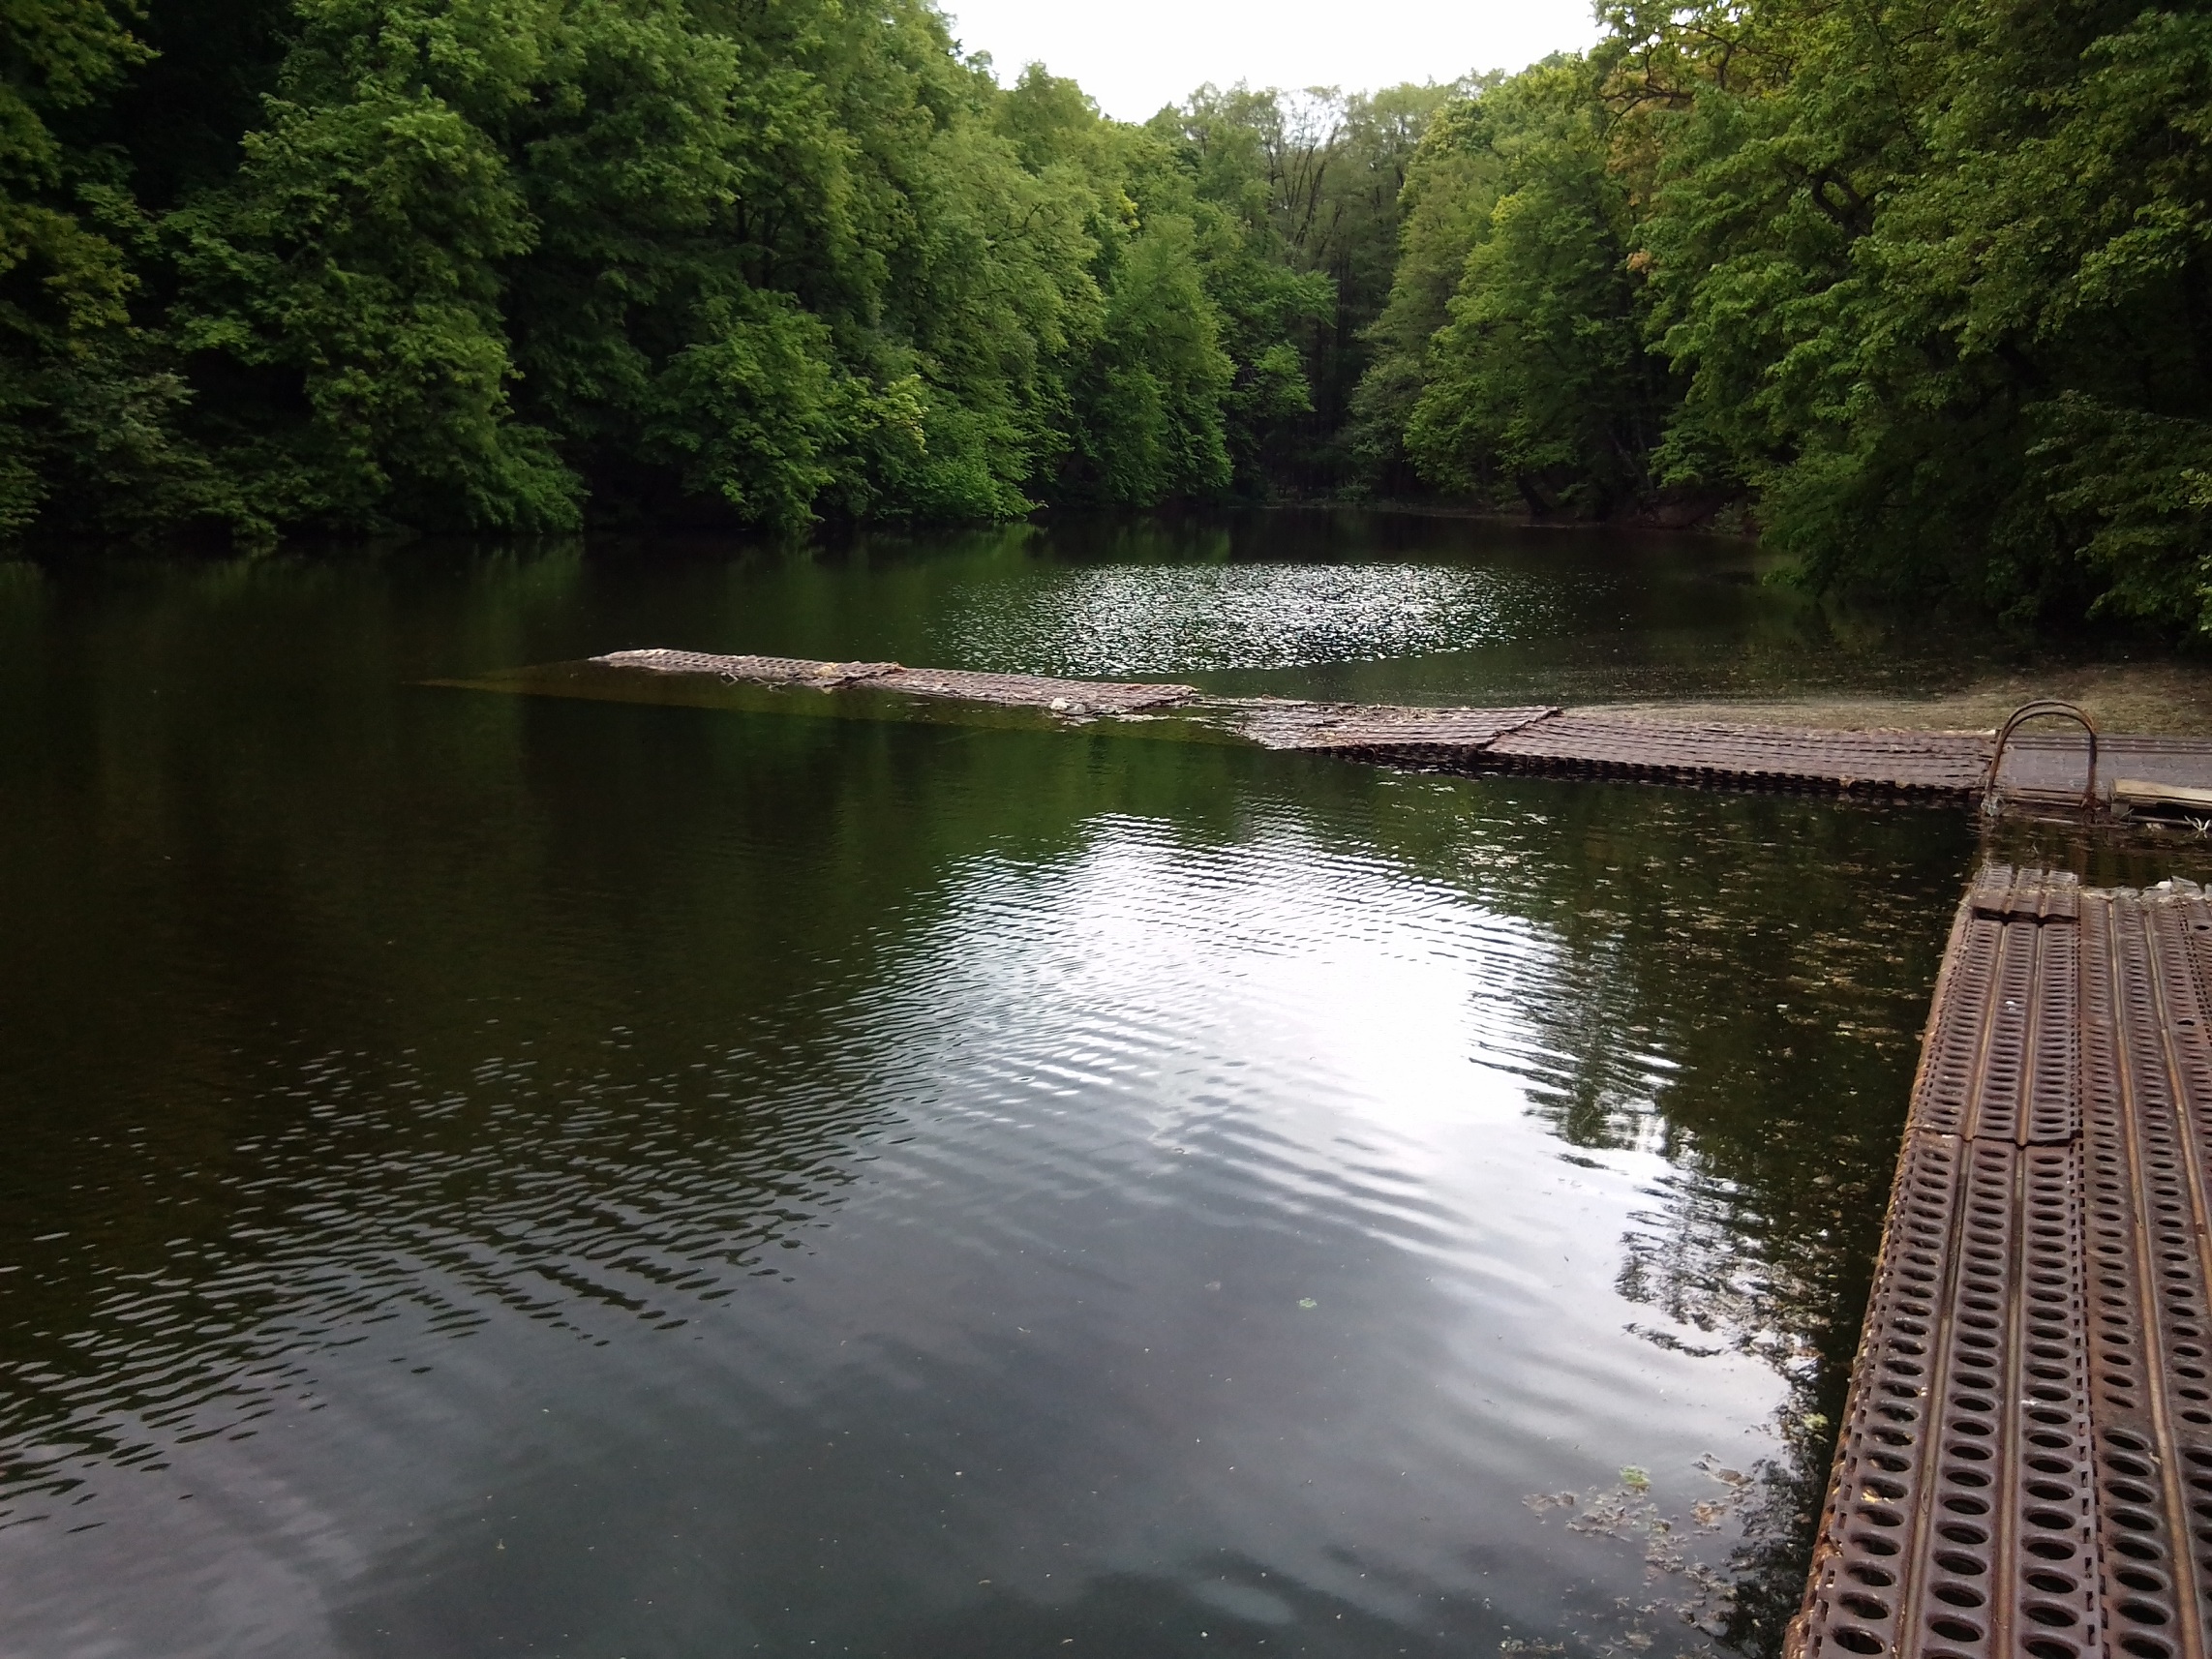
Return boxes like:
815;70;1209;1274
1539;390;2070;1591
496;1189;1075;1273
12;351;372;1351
937;560;1578;675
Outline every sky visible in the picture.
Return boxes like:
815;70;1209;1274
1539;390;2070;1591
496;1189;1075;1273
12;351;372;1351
939;0;1606;123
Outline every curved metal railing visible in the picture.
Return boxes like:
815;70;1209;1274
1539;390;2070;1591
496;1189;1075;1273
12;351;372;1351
1983;698;2100;818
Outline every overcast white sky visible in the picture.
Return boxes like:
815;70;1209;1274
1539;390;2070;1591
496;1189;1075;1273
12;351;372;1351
940;0;1605;122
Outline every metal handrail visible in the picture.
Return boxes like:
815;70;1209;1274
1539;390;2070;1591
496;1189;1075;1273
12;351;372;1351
1984;698;2100;818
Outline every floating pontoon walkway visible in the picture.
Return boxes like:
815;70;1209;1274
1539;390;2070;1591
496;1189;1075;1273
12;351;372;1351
586;649;2212;811
1789;866;2212;1659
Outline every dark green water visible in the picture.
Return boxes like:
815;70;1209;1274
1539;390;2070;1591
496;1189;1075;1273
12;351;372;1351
0;513;2112;1658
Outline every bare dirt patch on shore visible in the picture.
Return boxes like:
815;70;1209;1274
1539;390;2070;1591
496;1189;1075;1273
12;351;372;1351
1591;661;2212;736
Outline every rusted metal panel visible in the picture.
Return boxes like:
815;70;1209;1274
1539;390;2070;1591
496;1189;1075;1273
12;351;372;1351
1228;701;1559;753
874;665;1198;714
1797;1127;1972;1659
595;648;902;684
580;650;2212;810
2079;889;2212;1659
1794;867;2212;1659
580;651;2212;808
1480;713;1993;798
2030;921;2082;1146
1910;874;2078;1147
1795;1130;2100;1659
1971;865;2083;923
591;649;1199;714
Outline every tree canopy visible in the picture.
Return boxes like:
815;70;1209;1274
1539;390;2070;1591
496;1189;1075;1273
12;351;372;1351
1366;0;2212;630
0;0;1398;540
3;0;2209;633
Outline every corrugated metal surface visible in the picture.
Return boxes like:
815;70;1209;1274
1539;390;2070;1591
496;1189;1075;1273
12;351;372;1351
874;665;1198;713
2079;888;2212;1659
584;654;2212;814
596;648;903;684
1229;701;1560;753
1480;714;1994;798
1792;868;2212;1659
584;651;2212;810
592;649;1200;713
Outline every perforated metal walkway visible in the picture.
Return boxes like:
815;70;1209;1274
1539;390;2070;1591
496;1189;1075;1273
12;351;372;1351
1790;867;2212;1659
579;649;2212;809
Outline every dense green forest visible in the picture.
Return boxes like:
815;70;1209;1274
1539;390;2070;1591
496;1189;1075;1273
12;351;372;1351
2;0;2208;628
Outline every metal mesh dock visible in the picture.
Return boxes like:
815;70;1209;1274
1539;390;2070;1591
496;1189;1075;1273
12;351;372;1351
577;650;2212;811
1790;867;2212;1659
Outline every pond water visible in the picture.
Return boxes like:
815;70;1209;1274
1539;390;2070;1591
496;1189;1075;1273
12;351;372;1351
0;512;2139;1659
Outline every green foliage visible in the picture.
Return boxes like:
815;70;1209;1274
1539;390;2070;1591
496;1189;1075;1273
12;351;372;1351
1401;63;1668;513
991;65;1236;506
0;0;1355;540
6;0;2208;640
0;0;1470;540
1348;85;1505;486
645;290;853;531
1149;80;1464;492
166;0;582;536
0;0;156;530
1344;0;2212;629
1619;0;2212;625
2019;394;2212;632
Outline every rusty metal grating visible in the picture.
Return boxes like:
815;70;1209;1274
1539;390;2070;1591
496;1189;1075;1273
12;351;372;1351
1480;713;1994;798
1972;866;2084;923
2079;888;2212;1659
1796;1131;2100;1659
577;651;2212;811
1912;873;2079;1147
1227;700;1559;753
1791;867;2212;1659
590;649;1200;713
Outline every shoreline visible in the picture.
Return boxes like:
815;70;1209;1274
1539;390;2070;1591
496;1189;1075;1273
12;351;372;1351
457;649;2212;814
1590;661;2212;739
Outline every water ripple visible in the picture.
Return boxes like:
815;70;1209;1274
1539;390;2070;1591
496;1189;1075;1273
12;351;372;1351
937;562;1568;675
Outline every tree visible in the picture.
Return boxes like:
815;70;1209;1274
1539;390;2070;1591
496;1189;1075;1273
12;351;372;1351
1348;82;1506;490
1624;0;2212;625
1388;61;1670;513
